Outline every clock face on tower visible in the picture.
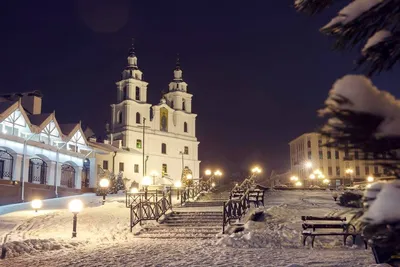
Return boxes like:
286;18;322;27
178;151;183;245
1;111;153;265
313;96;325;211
160;108;168;132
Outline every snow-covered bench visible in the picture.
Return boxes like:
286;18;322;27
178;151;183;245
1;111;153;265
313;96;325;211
301;216;362;248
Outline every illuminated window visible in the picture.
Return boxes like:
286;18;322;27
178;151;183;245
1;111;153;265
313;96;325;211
136;139;142;149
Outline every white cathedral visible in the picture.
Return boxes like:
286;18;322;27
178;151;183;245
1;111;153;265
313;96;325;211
92;43;200;186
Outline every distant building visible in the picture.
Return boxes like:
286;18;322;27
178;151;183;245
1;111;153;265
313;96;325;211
91;43;200;187
0;91;95;205
289;132;391;187
268;170;291;187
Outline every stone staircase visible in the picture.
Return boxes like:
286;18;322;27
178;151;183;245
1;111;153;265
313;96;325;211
138;210;223;239
137;191;230;239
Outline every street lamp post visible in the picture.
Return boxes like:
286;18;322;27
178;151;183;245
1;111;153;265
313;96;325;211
304;161;312;187
174;181;182;200
150;170;158;186
345;168;354;186
99;178;110;205
142;176;152;199
69;199;83;238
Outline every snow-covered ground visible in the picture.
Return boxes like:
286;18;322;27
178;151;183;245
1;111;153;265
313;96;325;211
0;190;380;267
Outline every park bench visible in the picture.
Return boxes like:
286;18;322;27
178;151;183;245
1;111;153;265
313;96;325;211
301;216;363;248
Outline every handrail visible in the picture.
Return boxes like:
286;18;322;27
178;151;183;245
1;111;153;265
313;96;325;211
222;188;251;233
180;178;212;205
130;187;173;231
222;175;263;233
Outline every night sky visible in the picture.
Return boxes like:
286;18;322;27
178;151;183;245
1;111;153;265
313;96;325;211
0;1;399;175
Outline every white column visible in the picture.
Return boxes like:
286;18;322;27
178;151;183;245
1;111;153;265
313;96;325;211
75;166;83;189
55;163;62;186
89;156;97;188
12;154;23;182
47;161;56;186
22;156;30;182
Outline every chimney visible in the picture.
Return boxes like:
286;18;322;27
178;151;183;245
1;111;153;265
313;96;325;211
21;91;42;115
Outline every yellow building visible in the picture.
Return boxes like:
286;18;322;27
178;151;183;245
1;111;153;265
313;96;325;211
289;132;390;187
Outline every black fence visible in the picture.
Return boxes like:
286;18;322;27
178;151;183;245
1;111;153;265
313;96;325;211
180;179;212;205
130;188;172;231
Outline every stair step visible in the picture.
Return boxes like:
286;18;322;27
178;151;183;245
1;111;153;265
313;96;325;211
136;234;216;239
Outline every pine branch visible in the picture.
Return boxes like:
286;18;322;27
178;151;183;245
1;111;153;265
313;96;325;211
356;31;400;76
294;0;339;15
320;97;400;178
320;0;400;51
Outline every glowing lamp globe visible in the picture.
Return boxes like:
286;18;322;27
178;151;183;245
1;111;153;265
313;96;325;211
130;187;139;193
142;176;152;186
99;178;110;188
305;161;312;169
323;179;330;184
205;170;212;176
211;182;216;187
295;181;302;187
174;181;182;188
367;176;374;183
186;174;193;180
69;199;83;214
31;199;42;212
309;174;315;180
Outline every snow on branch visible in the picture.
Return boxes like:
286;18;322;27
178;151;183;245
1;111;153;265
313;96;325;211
296;0;400;76
357;31;400;76
319;75;400;177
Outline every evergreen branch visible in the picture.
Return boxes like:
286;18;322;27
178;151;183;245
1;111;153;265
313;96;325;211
294;0;338;15
356;32;400;76
320;97;400;178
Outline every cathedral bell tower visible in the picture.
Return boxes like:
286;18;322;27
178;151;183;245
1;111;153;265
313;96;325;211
110;40;151;148
164;55;192;113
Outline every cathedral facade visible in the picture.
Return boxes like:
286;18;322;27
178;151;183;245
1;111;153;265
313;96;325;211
98;44;200;186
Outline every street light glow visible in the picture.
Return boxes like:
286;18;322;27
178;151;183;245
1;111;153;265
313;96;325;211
205;169;212;176
186;174;193;180
31;199;42;212
211;182;216;187
367;176;374;183
99;178;110;188
295;181;302;187
290;175;298;181
305;161;312;169
214;170;222;176
323;179;330;184
251;166;262;174
69;199;83;214
174;181;182;188
309;174;316;179
130;187;139;193
345;168;354;174
142;176;152;186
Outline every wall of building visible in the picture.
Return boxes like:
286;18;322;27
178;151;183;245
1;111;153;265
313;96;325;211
0;180;83;206
289;132;388;186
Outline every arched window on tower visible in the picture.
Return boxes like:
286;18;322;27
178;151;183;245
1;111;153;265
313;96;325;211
161;143;167;154
117;111;123;124
123;86;128;100
182;100;186;111
136;112;141;124
184;122;188;133
135;86;140;101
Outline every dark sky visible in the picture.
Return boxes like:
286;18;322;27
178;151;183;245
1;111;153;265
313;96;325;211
0;0;398;175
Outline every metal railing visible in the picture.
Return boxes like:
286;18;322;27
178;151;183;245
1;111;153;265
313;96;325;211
222;175;265;233
126;189;166;208
222;189;251;233
180;178;212;205
129;188;172;231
